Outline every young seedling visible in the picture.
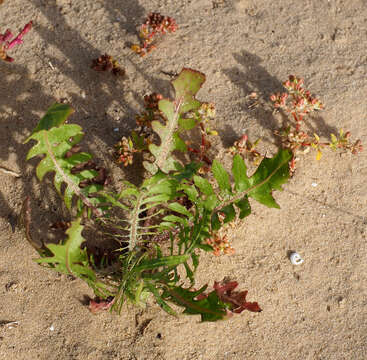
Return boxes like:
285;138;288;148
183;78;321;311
0;21;32;62
91;54;125;76
131;12;178;57
228;134;263;166
270;75;362;172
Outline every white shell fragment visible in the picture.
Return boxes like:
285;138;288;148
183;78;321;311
290;252;304;265
5;321;19;329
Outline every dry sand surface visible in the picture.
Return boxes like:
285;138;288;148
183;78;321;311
1;0;366;359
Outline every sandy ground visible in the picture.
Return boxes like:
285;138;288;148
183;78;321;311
1;0;366;359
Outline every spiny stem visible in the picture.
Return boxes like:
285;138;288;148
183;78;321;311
44;131;102;217
128;193;145;251
155;97;183;170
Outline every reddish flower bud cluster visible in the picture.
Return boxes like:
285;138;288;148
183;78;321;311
271;75;323;120
0;21;32;62
114;93;165;167
206;233;235;256
144;12;177;33
271;75;362;173
91;54;125;76
131;13;178;57
270;92;288;108
228;133;262;165
143;92;163;110
351;139;363;154
135;92;163;127
115;137;136;166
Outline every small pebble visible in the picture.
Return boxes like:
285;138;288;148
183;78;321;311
49;324;55;331
81;91;86;99
113;128;119;132
290;252;304;265
311;182;318;187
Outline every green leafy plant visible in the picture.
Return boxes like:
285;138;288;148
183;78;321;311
24;103;108;217
24;69;294;321
114;74;217;172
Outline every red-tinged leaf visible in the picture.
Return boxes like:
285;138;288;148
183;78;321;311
213;280;237;294
89;296;115;314
234;301;262;313
213;281;261;313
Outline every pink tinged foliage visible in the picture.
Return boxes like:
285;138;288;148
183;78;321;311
89;296;115;314
0;21;32;62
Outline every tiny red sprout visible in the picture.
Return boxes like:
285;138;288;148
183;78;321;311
239;134;248;144
91;54;125;76
132;13;178;57
0;21;32;62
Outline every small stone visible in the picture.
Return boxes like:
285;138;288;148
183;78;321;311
113;128;119;132
311;182;318;187
49;324;55;331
